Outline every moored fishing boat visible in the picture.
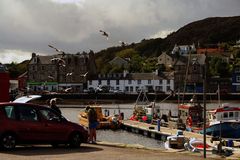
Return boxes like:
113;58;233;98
204;104;240;139
78;105;121;130
168;95;204;131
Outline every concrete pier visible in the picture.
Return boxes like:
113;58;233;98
121;120;212;142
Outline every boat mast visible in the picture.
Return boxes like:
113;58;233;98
203;53;207;159
218;84;221;108
182;47;192;103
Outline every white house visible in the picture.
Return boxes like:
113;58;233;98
171;44;196;55
87;71;174;93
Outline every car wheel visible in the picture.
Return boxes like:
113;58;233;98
69;133;82;148
1;134;16;150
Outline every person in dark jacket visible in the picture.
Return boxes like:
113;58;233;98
49;98;62;115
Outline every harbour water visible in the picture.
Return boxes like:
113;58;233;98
60;101;240;149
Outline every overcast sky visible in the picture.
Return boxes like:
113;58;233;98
0;0;239;63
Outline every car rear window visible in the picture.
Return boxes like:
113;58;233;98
4;106;16;119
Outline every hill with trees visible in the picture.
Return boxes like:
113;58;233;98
95;16;240;73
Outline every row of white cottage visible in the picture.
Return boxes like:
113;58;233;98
87;71;174;93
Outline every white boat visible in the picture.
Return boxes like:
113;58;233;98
185;138;213;152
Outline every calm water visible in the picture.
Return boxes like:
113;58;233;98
60;101;240;149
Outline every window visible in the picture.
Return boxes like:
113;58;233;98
98;80;102;85
18;106;38;121
137;80;141;85
237;76;240;82
167;86;171;91
135;86;139;92
148;80;151;84
89;80;92;85
167;80;171;84
130;86;133;92
107;80;110;85
235;112;239;118
116;80;119;85
159;80;162;84
223;112;228;118
229;112;234;118
4;106;16;119
128;80;132;84
235;67;240;73
39;108;61;121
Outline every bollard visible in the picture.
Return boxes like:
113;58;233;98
157;119;161;131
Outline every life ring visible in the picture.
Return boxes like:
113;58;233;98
186;116;193;127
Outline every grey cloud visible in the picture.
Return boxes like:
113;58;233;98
0;0;239;63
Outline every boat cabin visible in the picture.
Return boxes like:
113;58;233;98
178;102;203;127
208;105;240;123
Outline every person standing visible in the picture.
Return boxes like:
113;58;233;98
49;98;62;115
86;106;98;144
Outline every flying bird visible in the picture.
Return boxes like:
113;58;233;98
64;87;72;92
48;45;65;57
119;41;127;46
51;58;66;67
66;72;73;76
48;75;54;80
99;30;109;39
80;72;88;77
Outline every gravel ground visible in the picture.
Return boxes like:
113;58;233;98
0;143;222;160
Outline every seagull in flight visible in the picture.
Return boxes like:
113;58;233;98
99;30;109;39
48;75;54;80
48;45;66;57
119;41;127;46
64;87;72;92
66;72;73;76
80;72;88;77
50;57;66;67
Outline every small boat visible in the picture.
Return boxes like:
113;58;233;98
204;104;240;139
164;130;187;149
185;138;213;152
78;105;121;130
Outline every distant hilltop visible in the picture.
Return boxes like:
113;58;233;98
95;16;240;64
164;16;240;49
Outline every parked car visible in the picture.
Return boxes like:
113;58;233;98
0;102;88;150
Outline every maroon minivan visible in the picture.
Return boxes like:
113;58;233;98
0;102;88;150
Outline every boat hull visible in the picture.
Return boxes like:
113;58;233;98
205;122;240;139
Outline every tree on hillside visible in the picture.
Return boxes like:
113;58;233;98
116;48;139;58
208;57;231;78
128;55;144;72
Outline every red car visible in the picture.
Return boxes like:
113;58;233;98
0;102;88;150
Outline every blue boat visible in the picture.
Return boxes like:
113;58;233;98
203;104;240;139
